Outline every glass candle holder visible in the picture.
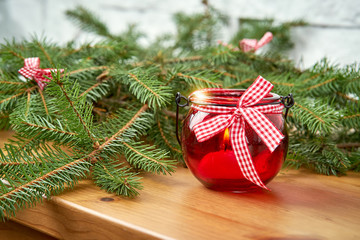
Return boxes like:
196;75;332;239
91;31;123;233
176;88;293;192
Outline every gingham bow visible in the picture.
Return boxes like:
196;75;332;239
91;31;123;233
192;76;284;189
18;57;64;90
239;32;273;52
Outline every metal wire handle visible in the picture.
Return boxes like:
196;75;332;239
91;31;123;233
281;93;295;120
175;92;189;147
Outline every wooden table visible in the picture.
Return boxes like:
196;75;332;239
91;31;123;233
1;131;360;240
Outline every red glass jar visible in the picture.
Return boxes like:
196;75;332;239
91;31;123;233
179;89;290;192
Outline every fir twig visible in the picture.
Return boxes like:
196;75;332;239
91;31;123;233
21;122;77;136
294;102;325;123
80;81;103;97
343;113;360;119
55;80;96;143
336;92;359;103
128;73;160;99
25;91;31;117
7;50;24;60
305;77;337;91
66;66;109;76
0;81;26;85
228;78;254;88
337;143;360;148
0;86;37;105
157;120;181;153
1;157;89;201
36;41;53;66
122;142;166;166
176;72;223;87
38;88;49;115
99;104;148;150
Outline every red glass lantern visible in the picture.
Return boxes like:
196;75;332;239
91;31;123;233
176;78;294;192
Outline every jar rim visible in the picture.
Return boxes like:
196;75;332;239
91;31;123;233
189;89;281;107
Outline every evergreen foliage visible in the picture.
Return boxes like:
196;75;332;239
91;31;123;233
0;1;359;221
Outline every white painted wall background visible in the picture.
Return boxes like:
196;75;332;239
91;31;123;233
0;0;359;68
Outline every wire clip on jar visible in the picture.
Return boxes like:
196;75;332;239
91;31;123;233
175;76;294;192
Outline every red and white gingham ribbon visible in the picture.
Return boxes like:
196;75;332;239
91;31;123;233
192;76;284;189
239;32;273;52
18;57;64;90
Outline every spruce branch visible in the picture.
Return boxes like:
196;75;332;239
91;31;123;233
176;72;223;88
0;161;36;166
164;55;203;64
128;72;161;98
36;40;53;66
25;91;31;117
121;141;176;175
50;74;96;143
20;121;77;136
97;104;149;147
65;6;113;38
228;78;254;88
337;142;360;149
0;81;26;85
6;50;24;60
93;160;142;197
0;40;25;60
305;77;337;91
336;92;359;103
0;86;37;108
38;89;49;115
0;145;91;220
66;66;109;77
63;44;115;57
157;120;181;154
291;101;339;134
343;113;360;119
117;68;172;109
79;81;105;97
212;69;238;79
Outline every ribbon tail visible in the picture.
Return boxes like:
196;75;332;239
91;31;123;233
34;78;47;91
231;118;269;190
255;32;273;50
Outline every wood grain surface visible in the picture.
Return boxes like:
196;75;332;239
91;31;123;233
0;221;57;240
1;131;360;240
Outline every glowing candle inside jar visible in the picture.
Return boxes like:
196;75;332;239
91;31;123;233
198;128;242;179
222;128;230;151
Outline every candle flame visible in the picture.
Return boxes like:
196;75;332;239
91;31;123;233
223;128;230;150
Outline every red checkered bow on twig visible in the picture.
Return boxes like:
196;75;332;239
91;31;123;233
18;57;64;90
192;76;284;189
239;32;273;52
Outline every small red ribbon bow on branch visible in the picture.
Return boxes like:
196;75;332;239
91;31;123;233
239;32;273;52
18;57;64;90
192;76;284;189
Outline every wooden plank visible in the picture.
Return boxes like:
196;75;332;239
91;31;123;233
0;221;56;240
1;131;360;239
9;168;360;240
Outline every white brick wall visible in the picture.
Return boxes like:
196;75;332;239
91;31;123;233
0;0;359;68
